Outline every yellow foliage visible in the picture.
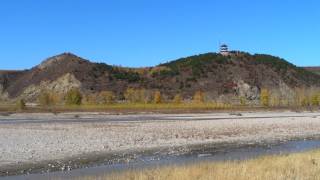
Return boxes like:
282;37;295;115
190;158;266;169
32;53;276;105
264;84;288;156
270;96;280;107
65;89;82;105
239;96;246;106
193;90;205;104
173;94;182;104
99;91;116;104
153;90;162;104
260;89;270;107
38;91;60;106
16;99;26;110
124;88;148;103
311;93;320;106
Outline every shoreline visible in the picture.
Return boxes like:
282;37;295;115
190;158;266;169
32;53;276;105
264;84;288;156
0;105;317;115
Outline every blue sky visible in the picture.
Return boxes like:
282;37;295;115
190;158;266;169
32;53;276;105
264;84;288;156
1;0;319;70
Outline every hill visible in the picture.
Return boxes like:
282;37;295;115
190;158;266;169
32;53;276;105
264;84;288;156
1;52;320;102
304;67;320;75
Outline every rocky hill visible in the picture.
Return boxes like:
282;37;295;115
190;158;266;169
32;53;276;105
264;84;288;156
1;52;320;102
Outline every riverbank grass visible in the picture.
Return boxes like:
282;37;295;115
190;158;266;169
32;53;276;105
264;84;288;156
79;150;320;180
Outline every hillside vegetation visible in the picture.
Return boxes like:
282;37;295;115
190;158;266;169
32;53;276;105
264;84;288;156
0;52;320;108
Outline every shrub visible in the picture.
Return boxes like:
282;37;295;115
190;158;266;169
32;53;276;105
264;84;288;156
16;99;26;110
65;89;82;105
260;89;270;107
153;90;162;104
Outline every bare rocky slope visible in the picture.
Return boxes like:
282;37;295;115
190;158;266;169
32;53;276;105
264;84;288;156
0;52;320;102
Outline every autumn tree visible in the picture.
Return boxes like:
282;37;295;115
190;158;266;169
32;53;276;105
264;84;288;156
16;99;26;110
173;94;182;104
38;91;59;106
260;89;270;107
311;92;320;106
193;90;205;104
65;89;82;105
124;88;149;103
153;90;162;104
239;96;246;106
269;90;281;107
83;93;98;105
99;91;116;104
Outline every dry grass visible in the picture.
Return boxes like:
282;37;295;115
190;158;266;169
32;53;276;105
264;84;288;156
0;102;235;113
74;150;320;180
70;102;233;110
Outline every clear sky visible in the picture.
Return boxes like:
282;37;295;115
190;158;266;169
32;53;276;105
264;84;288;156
1;0;319;70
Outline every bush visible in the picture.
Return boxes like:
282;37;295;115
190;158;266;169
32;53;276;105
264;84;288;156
16;99;26;110
65;89;82;105
153;90;162;104
260;89;270;107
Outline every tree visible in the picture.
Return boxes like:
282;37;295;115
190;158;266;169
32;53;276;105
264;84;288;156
83;93;98;105
65;89;82;105
193;90;205;104
153;90;162;104
99;91;116;104
270;96;280;107
124;88;148;103
173;94;182;104
16;99;26;110
311;93;320;106
124;88;137;103
38;91;57;107
270;90;281;107
260;89;270;107
239;96;246;106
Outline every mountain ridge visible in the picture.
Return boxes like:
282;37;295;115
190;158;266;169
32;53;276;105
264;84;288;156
1;52;320;102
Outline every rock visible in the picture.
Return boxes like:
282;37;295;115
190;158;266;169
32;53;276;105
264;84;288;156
235;80;260;100
18;73;81;101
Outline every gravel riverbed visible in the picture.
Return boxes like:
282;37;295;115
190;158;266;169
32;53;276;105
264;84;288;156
1;111;320;175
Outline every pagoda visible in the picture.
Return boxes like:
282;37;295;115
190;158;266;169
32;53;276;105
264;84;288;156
219;44;229;56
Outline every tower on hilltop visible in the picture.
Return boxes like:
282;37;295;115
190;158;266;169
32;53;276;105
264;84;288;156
219;44;229;56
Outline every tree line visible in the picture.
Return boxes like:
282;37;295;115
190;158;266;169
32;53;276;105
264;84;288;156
15;87;320;109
